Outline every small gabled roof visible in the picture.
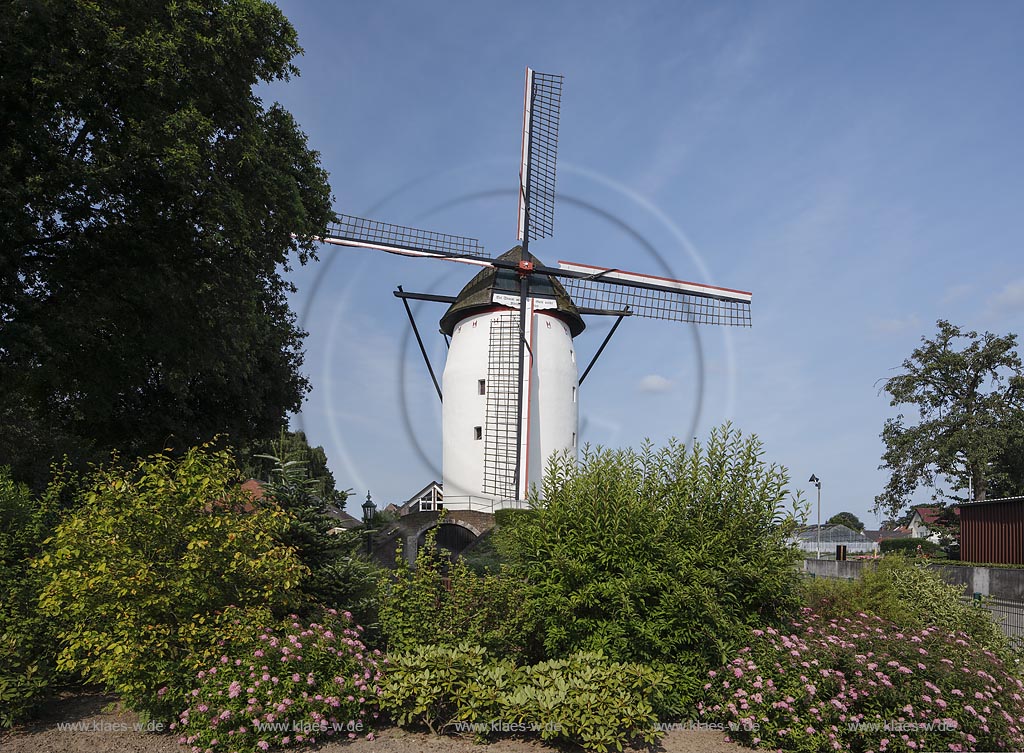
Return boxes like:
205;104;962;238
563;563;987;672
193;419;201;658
326;506;361;529
395;480;444;515
439;246;585;337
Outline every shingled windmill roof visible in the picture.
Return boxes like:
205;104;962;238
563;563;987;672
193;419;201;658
439;246;586;337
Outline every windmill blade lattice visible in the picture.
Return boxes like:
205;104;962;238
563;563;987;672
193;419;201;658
555;261;752;327
325;214;490;260
518;70;563;242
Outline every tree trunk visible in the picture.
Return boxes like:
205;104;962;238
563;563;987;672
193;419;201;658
972;464;987;502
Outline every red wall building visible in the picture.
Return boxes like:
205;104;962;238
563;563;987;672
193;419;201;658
958;496;1024;565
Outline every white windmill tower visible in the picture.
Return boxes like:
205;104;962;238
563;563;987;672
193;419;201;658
315;69;752;511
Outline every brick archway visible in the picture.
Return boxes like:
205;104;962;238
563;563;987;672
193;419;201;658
380;509;497;566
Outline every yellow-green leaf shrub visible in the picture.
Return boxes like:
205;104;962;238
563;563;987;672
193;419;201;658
378;524;538;660
34;445;308;720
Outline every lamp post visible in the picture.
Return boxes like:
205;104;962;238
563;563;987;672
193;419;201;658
361;491;376;557
809;474;822;559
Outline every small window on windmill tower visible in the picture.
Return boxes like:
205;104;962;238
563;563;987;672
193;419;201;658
572;431;577;447
572;386;576;402
474;426;483;440
478;379;486;395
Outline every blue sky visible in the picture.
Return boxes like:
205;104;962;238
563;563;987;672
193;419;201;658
262;1;1024;525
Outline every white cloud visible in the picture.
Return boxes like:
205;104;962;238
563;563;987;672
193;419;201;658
991;278;1024;313
868;315;921;335
638;374;674;393
941;283;973;305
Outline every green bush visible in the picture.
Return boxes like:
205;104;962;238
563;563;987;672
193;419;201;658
505;653;664;751
379;643;509;735
880;537;946;557
378;524;538;661
700;610;1024;751
175;610;383;751
0;468;64;727
803;556;1012;658
497;425;806;677
380;643;665;752
458;529;503;575
34;445;308;721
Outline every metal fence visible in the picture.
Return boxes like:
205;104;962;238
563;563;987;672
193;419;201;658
964;596;1024;652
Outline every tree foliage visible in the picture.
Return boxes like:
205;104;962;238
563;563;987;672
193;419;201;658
496;425;807;676
988;410;1024;499
0;0;334;488
245;429;346;504
875;321;1024;518
826;511;865;532
256;452;378;619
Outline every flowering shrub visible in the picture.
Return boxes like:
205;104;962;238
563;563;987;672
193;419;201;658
175;610;383;752
804;556;1012;659
699;608;1024;752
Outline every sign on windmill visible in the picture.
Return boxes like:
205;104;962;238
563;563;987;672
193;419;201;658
311;68;753;511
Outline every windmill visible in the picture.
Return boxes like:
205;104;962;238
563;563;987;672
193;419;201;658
315;69;752;510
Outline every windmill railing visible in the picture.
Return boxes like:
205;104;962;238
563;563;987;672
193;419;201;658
441;496;531;513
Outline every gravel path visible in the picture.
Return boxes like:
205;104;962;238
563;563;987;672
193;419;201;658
0;693;747;753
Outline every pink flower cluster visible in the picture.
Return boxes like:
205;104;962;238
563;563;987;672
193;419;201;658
698;608;1024;752
175;609;384;752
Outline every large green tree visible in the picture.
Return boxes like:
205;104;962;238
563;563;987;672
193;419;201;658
0;0;333;488
875;320;1024;517
826;511;865;532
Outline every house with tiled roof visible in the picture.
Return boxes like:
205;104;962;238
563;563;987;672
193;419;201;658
909;505;959;543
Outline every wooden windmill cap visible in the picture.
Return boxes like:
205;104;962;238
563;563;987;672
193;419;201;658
439;245;586;337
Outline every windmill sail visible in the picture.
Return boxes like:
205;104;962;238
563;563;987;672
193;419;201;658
322;214;492;262
517;69;563;242
555;261;752;326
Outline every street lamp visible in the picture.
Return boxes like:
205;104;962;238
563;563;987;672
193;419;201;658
361;491;377;556
809;474;822;559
